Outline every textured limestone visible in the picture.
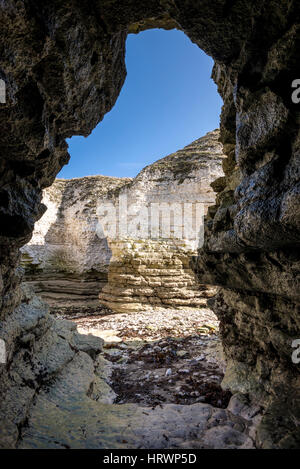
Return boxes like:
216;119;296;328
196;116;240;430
0;285;105;448
21;175;131;311
99;130;224;312
193;25;300;447
18;399;255;449
0;0;299;448
0;285;255;449
100;239;216;313
22;130;224;313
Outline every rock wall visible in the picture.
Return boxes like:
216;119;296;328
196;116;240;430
100;239;216;313
21;129;224;313
21;175;131;312
99;130;224;312
0;0;299;448
193;33;300;448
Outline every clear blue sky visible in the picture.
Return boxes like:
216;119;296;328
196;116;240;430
58;29;222;179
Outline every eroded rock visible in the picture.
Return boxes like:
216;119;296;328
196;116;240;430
21;130;224;313
0;0;299;449
99;130;224;312
21;176;131;312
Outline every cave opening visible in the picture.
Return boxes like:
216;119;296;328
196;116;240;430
1;0;298;450
60;28;222;179
20;28;228;410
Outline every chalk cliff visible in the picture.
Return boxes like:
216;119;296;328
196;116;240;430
0;0;299;448
99;130;225;312
21;176;131;312
21;130;225;313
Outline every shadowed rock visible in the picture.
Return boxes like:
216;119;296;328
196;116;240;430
0;0;299;449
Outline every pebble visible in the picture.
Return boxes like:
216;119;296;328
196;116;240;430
196;396;206;402
117;357;127;364
177;350;188;357
195;355;205;361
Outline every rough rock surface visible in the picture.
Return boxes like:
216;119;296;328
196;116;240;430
0;0;299;449
21;175;131;311
0;285;256;449
0;285;105;448
99;130;224;312
71;308;227;408
100;239;216;313
19;399;255;450
100;130;224;312
22;130;224;313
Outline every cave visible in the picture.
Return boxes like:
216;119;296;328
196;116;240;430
19;29;223;317
0;0;299;450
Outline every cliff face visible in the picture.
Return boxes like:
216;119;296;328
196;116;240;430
0;0;299;449
21;175;131;312
21;130;224;313
99;239;216;313
193;60;300;448
99;130;225;312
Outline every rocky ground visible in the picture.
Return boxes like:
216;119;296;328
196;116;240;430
1;288;259;449
55;307;230;409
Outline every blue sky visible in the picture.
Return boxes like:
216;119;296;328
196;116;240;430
59;29;222;179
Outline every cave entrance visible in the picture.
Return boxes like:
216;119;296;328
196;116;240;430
60;29;222;179
21;28;228;409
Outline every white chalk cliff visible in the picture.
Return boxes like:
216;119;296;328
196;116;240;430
21;130;225;313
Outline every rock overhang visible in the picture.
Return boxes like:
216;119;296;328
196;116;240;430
0;0;299;448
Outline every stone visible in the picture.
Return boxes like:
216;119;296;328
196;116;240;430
21;130;223;314
201;425;254;449
88;376;117;404
72;332;104;359
176;350;188;358
0;0;299;449
21;176;131;312
96;130;224;312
